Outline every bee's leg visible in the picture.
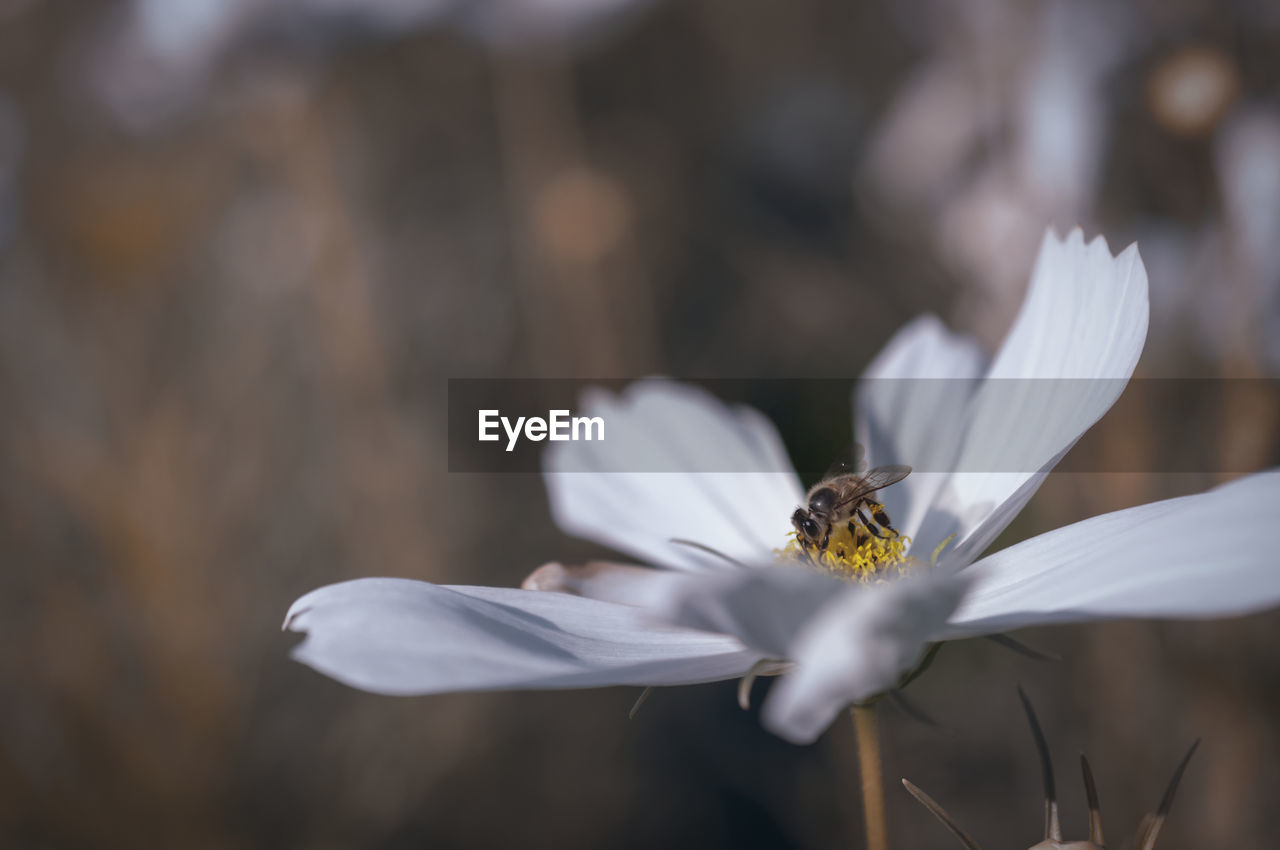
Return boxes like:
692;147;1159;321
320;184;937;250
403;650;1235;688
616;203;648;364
869;501;900;538
855;504;894;539
798;535;826;567
846;519;870;548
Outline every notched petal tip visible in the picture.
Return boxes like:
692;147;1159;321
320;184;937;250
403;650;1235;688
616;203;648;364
1057;224;1087;246
1042;223;1138;266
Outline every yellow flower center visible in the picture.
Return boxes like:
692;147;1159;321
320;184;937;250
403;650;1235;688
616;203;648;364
778;523;912;580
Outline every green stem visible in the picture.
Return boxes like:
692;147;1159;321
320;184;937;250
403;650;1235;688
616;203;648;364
852;702;889;850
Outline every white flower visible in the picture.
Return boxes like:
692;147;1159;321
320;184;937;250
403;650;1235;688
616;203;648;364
284;229;1280;744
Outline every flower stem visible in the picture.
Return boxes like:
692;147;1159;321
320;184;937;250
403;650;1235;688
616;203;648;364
852;702;889;850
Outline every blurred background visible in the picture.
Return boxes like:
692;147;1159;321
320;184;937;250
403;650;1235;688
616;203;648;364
2;0;1279;847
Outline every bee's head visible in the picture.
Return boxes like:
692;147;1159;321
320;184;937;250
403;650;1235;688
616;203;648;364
791;508;823;543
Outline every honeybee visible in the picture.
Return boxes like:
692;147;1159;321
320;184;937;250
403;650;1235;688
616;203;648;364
790;457;911;557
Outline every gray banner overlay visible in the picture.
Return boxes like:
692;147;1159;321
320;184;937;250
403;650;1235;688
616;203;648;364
447;378;1280;474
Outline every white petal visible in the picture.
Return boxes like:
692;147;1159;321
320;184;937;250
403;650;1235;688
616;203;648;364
948;470;1280;635
649;564;849;658
544;380;805;571
855;315;988;544
932;229;1149;564
285;578;760;694
762;572;971;745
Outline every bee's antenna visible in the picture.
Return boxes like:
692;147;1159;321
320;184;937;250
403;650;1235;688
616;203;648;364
1134;739;1200;850
901;779;984;850
1080;754;1104;846
1017;686;1062;841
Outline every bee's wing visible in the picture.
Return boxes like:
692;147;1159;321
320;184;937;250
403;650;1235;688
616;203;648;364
818;443;868;481
832;464;912;510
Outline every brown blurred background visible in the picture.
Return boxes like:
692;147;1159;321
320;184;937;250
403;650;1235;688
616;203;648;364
1;0;1279;847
